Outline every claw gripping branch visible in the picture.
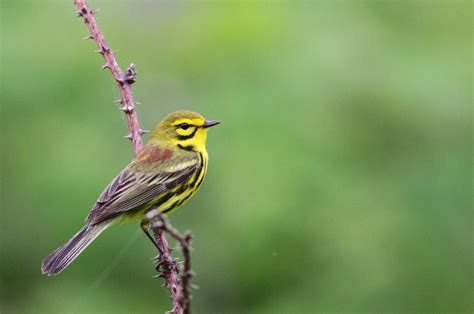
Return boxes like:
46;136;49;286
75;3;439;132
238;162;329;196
150;212;194;314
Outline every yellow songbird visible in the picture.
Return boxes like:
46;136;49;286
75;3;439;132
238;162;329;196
42;110;220;275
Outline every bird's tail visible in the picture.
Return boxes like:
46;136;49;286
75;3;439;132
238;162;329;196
41;221;112;276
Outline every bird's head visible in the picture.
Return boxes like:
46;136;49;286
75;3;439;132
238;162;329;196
149;110;221;152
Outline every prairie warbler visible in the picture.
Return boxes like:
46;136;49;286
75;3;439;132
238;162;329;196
41;110;220;276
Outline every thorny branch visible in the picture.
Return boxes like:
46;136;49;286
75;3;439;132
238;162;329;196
150;210;194;314
74;0;144;155
73;1;193;313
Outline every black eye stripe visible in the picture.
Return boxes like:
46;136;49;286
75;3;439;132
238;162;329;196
176;126;198;140
176;123;195;130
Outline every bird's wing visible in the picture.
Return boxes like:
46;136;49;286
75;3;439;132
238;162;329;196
87;146;198;224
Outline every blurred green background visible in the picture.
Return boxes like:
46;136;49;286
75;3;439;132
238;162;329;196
1;1;472;313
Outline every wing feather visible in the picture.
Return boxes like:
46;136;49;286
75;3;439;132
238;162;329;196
87;151;198;224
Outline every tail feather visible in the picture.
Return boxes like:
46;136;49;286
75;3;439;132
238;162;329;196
41;221;111;276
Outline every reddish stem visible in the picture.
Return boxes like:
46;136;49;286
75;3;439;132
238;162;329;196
150;212;194;314
74;0;144;156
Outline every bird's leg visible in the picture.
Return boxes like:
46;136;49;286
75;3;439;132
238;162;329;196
141;209;178;276
140;210;164;255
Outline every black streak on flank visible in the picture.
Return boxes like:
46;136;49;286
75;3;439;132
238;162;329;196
163;154;204;214
194;152;207;189
155;192;174;208
194;174;205;190
175;182;190;195
177;193;193;207
189;154;205;189
162;201;179;214
163;191;194;214
178;144;195;151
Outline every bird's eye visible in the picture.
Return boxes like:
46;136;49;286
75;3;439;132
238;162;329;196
178;123;190;130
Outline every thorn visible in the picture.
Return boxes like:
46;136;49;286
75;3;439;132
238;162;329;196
102;63;110;70
152;273;165;279
134;101;141;105
95;49;104;55
124;134;133;140
139;129;149;135
124;63;137;84
120;106;132;113
91;8;100;15
190;284;200;289
113;99;122;104
83;34;94;40
183;270;195;278
184;233;193;241
76;11;83;17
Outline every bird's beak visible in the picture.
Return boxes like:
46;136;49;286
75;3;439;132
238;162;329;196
203;120;221;128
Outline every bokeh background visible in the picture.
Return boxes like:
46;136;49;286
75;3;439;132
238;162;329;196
1;1;472;313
